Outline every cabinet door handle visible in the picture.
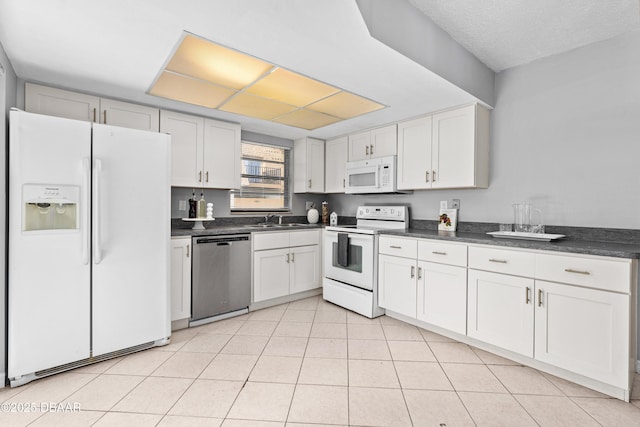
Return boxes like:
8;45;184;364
432;251;447;256
370;144;374;155
291;252;295;263
186;244;190;258
425;171;429;182
92;108;96;123
365;146;369;156
286;253;290;263
432;170;436;181
198;171;202;182
525;286;530;304
343;178;345;188
489;258;508;264
205;171;209;182
538;289;543;307
103;110;107;124
410;265;415;278
564;268;590;275
390;245;402;249
417;267;423;279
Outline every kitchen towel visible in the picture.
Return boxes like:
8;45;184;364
337;233;349;267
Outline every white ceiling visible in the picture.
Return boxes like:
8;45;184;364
0;0;475;140
408;0;640;71
0;1;638;140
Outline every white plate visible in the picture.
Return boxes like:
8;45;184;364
487;231;565;241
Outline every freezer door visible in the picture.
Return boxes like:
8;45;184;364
8;110;92;378
91;124;171;356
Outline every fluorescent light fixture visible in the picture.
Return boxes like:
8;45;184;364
220;92;297;120
273;108;342;130
150;33;386;130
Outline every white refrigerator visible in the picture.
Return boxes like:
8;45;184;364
8;109;171;386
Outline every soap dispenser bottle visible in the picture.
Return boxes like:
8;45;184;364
198;192;206;218
188;190;197;218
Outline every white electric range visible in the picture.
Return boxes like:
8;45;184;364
323;205;409;318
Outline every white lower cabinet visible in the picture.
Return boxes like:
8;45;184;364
170;237;191;322
378;237;467;325
290;245;321;294
378;254;417;318
253;230;321;303
417;261;467;335
467;269;534;357
378;236;636;400
253;247;291;302
534;279;629;387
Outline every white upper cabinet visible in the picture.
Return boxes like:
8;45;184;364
294;137;325;193
397;104;489;190
160;110;240;189
397;116;433;190
25;83;159;132
99;98;159;132
202;118;241;189
348;124;397;161
26;83;100;123
160;110;204;188
324;136;348;193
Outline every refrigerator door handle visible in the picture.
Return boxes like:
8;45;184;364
81;158;90;265
94;159;103;264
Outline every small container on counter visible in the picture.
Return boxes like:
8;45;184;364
321;201;329;224
197;192;206;218
188;191;197;218
330;212;338;226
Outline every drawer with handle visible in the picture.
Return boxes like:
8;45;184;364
535;253;632;293
418;240;467;266
468;245;535;277
379;236;418;258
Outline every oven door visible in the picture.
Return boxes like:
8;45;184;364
324;231;374;291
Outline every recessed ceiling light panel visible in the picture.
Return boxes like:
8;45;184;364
245;68;339;107
149;33;386;130
149;71;237;108
307;91;385;119
166;34;273;89
273;108;342;130
220;92;297;120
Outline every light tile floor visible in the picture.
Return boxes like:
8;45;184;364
2;295;640;426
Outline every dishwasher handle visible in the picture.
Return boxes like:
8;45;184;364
195;235;250;245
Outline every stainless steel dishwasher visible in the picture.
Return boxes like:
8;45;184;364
191;234;251;325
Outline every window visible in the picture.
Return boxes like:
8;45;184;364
230;141;290;212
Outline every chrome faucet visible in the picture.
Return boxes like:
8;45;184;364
264;213;274;224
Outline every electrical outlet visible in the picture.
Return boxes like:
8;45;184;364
451;199;460;209
440;200;448;210
178;200;187;211
305;201;314;210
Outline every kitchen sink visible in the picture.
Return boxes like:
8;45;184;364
247;223;314;228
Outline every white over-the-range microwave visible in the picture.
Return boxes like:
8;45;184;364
345;155;405;194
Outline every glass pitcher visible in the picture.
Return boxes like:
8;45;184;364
513;202;532;232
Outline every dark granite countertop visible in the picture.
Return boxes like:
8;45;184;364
171;223;324;238
380;228;640;259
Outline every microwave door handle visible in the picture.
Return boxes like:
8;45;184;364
376;164;381;188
